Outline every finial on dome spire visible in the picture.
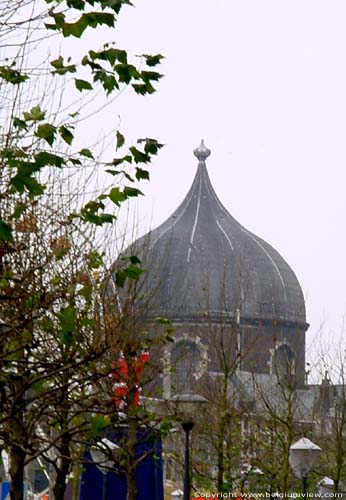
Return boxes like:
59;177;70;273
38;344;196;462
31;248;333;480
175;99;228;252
193;139;211;161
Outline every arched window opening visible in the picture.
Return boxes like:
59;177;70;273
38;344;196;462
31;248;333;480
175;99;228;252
171;340;200;394
271;343;295;379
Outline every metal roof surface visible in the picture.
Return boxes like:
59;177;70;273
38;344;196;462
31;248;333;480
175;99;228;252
120;142;307;326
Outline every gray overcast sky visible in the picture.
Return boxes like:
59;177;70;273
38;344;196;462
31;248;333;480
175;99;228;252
93;1;346;354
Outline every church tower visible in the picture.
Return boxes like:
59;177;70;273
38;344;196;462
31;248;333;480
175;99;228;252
110;141;308;390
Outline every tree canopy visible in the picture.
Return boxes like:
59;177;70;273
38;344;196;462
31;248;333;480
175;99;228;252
0;2;165;499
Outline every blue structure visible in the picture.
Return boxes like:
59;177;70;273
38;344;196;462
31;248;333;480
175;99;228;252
79;428;164;500
0;482;10;500
0;481;27;500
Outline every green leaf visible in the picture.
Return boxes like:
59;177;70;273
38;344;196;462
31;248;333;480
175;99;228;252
84;212;115;225
143;54;164;67
132;84;147;96
124;172;134;182
47;11;66;30
123;186;143;198
59;125;74;145
61;12;115;38
22;177;45;196
111;155;132;167
87;415;109;439
155;317;173;326
108;48;127;65
35;123;56;146
50;56;76;75
129;255;141;265
85;12;115;28
88;250;104;269
84;199;104;212
87;50;98;61
98;47;128;65
138;138;164;155
116;130;125;150
1;148;28;172
32;378;49;395
109;187;126;206
100;0;133;14
143;81;155;94
61;16;88;37
80;200;116;225
57;306;77;347
81;317;94;329
13;117;28;130
160;417;174;437
129;146;150;164
0;220;13;242
105;169;121;175
11;203;26;220
70;158;82;165
41;317;55;336
34;151;65;167
132;81;156;95
66;0;85;8
11;169;45;196
114;269;127;288
0;66;29;84
141;70;163;82
23;106;45;121
75;78;93;91
78;284;92;301
79;148;94;159
101;73;119;94
135;168;150;181
115;63;139;84
25;292;43;309
115;263;145;287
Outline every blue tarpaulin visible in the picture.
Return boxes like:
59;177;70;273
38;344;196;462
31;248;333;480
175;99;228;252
0;482;10;500
79;427;164;500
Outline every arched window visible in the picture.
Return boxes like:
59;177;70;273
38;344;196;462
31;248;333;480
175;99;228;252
271;343;295;378
171;339;200;394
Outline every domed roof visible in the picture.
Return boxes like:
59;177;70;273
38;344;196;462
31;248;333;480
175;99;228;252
123;141;307;328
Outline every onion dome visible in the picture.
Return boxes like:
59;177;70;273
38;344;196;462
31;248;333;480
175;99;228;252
121;141;307;329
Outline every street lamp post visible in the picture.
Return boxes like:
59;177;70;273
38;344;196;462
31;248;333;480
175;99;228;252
171;392;207;500
289;438;321;495
182;420;194;500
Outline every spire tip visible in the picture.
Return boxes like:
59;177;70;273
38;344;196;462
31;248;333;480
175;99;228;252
193;139;211;161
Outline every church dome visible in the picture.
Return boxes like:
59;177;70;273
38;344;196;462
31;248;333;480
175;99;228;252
122;141;307;329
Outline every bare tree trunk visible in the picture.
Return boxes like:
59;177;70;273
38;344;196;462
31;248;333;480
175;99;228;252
52;432;71;500
9;444;26;500
53;467;69;500
9;382;26;500
52;388;72;500
217;367;230;493
217;436;224;493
